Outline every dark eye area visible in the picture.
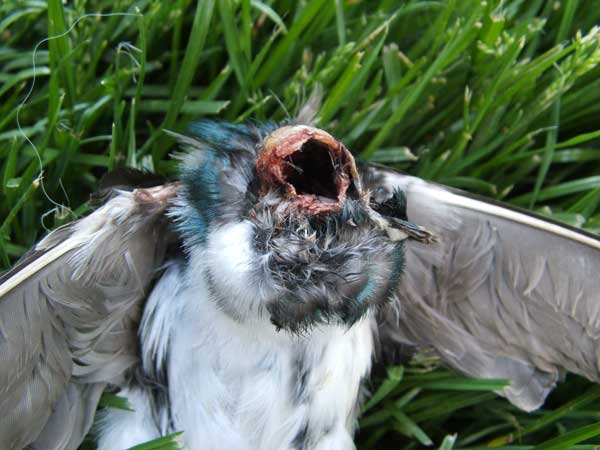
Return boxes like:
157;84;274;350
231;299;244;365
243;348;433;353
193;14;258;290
371;189;408;220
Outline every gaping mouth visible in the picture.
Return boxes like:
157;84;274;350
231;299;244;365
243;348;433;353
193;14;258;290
256;126;361;214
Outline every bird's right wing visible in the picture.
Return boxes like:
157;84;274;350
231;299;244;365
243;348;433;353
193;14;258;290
371;167;600;411
0;183;177;450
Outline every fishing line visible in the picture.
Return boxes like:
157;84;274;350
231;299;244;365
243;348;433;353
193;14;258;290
269;89;291;121
16;11;140;223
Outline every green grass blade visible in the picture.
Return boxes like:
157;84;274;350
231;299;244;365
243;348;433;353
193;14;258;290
150;0;215;160
533;423;600;450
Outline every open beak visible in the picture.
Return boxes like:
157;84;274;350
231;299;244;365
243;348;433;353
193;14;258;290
256;126;361;214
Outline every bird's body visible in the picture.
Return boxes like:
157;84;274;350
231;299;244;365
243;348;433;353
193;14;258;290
1;121;600;450
95;125;387;449
98;262;373;450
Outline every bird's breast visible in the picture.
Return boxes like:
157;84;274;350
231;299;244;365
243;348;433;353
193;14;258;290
164;279;374;450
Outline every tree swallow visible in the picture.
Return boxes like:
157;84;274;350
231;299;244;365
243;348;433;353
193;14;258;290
1;121;599;450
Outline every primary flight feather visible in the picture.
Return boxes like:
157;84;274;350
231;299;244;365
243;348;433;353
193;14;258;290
0;121;599;450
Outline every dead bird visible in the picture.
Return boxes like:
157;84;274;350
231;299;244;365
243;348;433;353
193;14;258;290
1;121;599;450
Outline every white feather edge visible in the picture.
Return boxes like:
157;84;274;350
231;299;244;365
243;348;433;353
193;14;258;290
0;187;161;300
0;237;84;298
381;171;600;251
428;185;600;251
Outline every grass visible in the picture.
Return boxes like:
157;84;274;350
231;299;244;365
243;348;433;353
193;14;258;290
1;0;599;449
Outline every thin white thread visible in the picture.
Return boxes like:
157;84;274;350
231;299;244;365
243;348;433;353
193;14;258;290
116;41;142;83
269;89;291;121
58;178;70;207
16;12;140;223
40;208;57;232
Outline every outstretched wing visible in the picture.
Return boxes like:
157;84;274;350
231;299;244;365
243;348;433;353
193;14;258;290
0;183;177;450
371;166;600;411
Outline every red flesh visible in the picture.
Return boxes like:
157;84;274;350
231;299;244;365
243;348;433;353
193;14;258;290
256;126;360;214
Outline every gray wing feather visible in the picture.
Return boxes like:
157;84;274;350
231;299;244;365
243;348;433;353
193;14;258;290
29;384;104;450
0;185;175;450
373;168;600;411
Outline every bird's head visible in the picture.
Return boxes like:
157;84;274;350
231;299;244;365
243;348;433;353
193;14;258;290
170;121;432;334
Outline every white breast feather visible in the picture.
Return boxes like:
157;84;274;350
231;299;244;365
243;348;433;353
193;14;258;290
98;220;375;450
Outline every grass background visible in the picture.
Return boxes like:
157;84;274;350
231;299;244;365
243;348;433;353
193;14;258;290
1;0;600;449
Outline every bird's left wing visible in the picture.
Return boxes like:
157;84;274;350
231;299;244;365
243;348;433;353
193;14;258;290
369;166;600;411
0;183;177;450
